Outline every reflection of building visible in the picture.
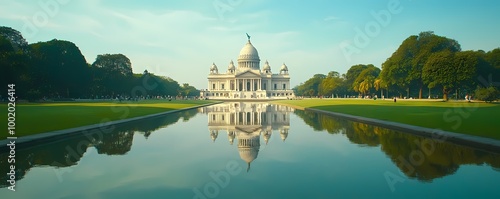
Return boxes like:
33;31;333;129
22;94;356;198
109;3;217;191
201;102;294;171
200;35;295;100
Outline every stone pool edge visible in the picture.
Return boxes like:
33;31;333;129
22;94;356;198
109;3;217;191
306;107;500;153
0;101;223;148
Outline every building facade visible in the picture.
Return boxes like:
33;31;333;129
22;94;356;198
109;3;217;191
200;36;294;100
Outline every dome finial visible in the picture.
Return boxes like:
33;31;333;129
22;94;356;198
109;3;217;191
247;162;251;172
246;33;251;41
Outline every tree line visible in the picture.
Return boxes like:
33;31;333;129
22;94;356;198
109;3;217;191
294;31;500;101
0;26;199;101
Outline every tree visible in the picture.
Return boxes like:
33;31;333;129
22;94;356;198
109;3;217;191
374;78;387;98
0;28;31;99
484;48;500;87
91;54;133;96
319;71;343;97
0;26;28;52
345;64;370;94
295;74;326;96
474;86;499;102
180;83;199;97
30;39;91;98
352;65;380;97
92;54;133;77
381;31;461;99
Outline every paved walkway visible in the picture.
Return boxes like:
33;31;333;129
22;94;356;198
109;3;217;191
0;102;221;148
308;108;500;153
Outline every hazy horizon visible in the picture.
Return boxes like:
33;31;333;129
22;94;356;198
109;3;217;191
1;0;499;89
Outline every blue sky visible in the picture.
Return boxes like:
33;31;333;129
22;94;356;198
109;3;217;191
1;0;499;88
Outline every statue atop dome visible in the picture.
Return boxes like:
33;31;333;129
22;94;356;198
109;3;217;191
246;33;251;40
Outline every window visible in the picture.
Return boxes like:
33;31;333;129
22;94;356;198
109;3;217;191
246;112;251;123
212;84;216;90
263;83;267;90
274;84;277;90
221;84;225;90
283;84;286;90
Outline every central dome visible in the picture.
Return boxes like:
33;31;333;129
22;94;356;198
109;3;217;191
237;39;261;70
238;41;260;60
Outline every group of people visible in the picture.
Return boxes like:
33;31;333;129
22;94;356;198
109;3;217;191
465;94;472;102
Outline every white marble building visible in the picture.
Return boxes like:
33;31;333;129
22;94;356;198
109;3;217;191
200;102;293;171
200;35;295;100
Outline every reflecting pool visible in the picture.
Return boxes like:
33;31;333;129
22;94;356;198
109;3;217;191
1;102;499;199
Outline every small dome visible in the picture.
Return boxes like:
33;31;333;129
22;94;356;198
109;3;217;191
280;63;288;71
210;62;218;71
263;60;271;71
228;60;235;70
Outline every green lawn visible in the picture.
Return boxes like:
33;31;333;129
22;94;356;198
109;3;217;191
1;100;216;140
274;99;500;140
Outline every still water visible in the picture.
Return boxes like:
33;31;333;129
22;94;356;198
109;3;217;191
1;102;499;199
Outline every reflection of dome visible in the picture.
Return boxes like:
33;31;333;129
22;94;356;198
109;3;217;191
280;129;288;142
263;131;272;144
239;147;258;163
238;134;260;172
228;131;235;145
210;130;218;142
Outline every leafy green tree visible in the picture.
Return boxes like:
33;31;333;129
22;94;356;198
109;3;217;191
352;65;380;97
295;74;326;96
474;86;499;102
30;39;90;98
345;64;370;94
319;71;343;97
484;48;500;87
381;31;461;99
91;54;133;96
0;27;31;99
180;83;199;97
92;54;133;77
0;26;28;52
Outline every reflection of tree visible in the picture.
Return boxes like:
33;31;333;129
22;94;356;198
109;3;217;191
0;135;89;188
0;109;198;188
133;109;198;139
294;109;500;181
94;130;134;155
